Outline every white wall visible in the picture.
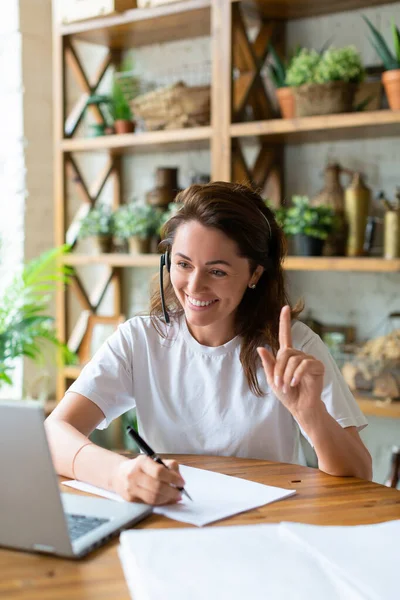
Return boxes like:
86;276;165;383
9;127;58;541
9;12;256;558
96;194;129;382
0;0;54;400
0;2;25;398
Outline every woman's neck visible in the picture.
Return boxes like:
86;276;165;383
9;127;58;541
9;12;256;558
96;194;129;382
185;317;236;347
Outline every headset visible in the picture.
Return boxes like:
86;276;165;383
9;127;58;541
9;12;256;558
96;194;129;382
159;250;171;324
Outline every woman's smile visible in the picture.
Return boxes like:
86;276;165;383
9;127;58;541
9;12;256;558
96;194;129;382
185;294;220;310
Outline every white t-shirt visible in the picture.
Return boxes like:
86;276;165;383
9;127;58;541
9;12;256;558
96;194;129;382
68;316;367;465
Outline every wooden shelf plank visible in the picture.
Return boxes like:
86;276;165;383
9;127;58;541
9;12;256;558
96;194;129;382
245;0;400;19
230;110;400;144
284;257;400;272
62;253;161;267
62;254;400;272
58;0;211;48
63;365;84;379
355;395;400;419
61;127;211;153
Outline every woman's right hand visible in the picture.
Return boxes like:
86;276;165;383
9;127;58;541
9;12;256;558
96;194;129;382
111;455;185;505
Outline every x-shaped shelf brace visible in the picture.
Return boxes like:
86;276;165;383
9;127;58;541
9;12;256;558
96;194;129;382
67;268;120;357
231;4;284;205
64;153;120;355
65;154;115;250
64;37;116;137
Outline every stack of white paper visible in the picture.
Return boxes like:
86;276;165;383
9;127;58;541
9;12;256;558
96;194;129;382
118;520;400;600
63;464;296;526
281;520;400;600
118;524;375;600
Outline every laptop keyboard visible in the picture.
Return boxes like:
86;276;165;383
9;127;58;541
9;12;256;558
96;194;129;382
66;513;109;541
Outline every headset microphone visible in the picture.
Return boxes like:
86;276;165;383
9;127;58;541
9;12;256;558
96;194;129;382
159;250;171;324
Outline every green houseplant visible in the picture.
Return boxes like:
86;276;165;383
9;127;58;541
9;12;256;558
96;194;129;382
268;44;296;119
111;79;135;134
0;246;75;388
78;204;113;253
364;16;400;110
112;204;162;254
286;46;365;116
282;196;337;256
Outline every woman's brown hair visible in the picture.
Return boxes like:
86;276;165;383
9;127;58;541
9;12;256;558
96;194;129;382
150;181;302;396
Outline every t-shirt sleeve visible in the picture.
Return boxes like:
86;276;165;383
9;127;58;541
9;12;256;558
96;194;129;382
294;324;368;446
67;322;135;429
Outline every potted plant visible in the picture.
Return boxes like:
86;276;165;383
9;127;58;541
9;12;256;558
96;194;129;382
282;195;337;256
364;16;400;110
286;46;365;116
0;246;76;388
78;204;113;253
268;44;296;119
85;94;114;137
111;79;135;134
112;204;162;254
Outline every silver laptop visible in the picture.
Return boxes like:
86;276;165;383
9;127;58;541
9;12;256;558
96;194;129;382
0;401;152;558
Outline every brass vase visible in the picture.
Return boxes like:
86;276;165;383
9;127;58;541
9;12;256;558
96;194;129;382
384;211;400;259
344;173;371;257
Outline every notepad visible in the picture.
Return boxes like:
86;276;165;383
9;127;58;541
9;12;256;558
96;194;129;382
62;464;296;526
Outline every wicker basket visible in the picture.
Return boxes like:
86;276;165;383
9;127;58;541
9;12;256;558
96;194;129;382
293;81;357;117
130;82;210;130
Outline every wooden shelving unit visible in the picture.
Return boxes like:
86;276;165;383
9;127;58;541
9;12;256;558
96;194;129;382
58;0;211;48
231;110;400;144
354;396;400;419
245;0;399;19
62;254;400;272
54;0;399;403
60;126;211;153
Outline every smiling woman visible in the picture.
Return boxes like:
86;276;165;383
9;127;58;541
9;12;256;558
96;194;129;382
150;181;297;396
45;182;372;508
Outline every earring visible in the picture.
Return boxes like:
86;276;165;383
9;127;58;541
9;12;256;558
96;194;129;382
249;283;256;289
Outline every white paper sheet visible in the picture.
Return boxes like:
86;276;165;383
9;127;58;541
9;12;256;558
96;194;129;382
118;524;366;600
62;464;296;526
281;520;400;600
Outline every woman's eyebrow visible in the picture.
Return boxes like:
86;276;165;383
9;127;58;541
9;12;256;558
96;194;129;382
175;252;232;267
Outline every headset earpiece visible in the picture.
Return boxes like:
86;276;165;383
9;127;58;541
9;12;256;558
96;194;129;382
164;251;171;272
159;250;171;324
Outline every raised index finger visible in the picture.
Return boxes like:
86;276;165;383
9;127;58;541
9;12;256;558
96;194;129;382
279;305;293;349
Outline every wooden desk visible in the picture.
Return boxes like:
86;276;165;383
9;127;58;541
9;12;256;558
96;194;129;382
1;455;400;600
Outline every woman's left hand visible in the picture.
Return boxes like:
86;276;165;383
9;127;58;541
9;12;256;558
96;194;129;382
257;305;325;417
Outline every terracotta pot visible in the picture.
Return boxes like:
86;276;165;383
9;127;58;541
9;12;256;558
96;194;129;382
114;120;135;134
293;81;356;117
276;87;295;119
129;236;151;254
382;69;400;110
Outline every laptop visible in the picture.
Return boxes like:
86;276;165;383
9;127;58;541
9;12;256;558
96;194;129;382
0;401;152;559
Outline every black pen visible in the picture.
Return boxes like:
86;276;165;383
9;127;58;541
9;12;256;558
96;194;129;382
126;426;192;501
